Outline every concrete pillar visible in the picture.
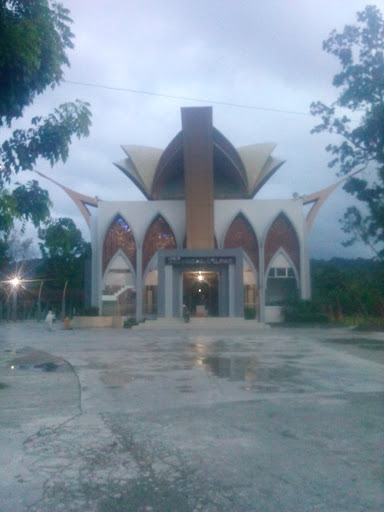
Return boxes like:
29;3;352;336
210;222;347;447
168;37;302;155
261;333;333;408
218;267;228;317
259;242;266;322
164;265;173;318
136;246;143;321
228;264;235;317
90;215;100;309
174;269;183;318
300;228;311;300
233;252;244;317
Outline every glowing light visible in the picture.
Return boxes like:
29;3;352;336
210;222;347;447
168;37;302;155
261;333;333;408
11;366;14;370
198;275;203;281
10;277;20;287
198;289;201;292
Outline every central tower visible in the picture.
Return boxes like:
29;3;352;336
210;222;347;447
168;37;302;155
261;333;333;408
181;106;215;249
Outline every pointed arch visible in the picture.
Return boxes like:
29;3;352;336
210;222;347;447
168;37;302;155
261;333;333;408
102;249;136;294
103;215;137;273
265;248;299;283
223;212;259;270
265;248;299;306
142;214;177;273
264;212;300;273
103;249;136;280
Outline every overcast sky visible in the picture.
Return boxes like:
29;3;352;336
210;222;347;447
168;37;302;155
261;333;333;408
10;0;384;259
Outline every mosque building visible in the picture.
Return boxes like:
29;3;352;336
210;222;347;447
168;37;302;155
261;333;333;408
39;106;340;323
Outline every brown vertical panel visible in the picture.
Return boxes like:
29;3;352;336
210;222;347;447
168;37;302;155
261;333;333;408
181;107;214;249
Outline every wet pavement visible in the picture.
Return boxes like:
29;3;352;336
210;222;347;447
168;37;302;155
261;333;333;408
0;322;383;511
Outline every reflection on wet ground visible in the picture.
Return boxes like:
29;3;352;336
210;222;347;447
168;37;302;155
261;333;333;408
1;324;383;512
203;356;255;381
202;355;301;384
13;362;59;372
3;347;70;373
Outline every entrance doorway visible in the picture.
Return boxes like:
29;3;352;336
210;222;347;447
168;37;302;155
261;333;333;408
183;271;218;317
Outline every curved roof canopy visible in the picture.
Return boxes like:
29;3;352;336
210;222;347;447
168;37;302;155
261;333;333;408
114;108;284;200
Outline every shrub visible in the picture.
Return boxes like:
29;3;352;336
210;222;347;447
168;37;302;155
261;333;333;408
283;299;328;323
244;307;256;320
82;306;99;317
124;317;138;329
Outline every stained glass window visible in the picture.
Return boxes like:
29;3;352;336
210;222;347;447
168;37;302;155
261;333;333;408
103;216;136;273
223;213;259;270
142;215;177;273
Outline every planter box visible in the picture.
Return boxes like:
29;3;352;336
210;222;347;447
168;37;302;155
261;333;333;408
265;306;284;323
71;316;124;329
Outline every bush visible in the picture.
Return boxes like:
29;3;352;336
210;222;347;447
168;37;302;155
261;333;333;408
82;306;99;317
283;299;328;323
344;316;384;331
124;317;138;329
244;307;256;320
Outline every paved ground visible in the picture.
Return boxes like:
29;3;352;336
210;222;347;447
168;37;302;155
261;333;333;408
0;321;383;512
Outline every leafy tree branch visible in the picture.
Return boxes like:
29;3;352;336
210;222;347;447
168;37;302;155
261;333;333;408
311;5;384;258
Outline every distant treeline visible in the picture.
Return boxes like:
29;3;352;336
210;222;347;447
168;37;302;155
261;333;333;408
310;258;384;318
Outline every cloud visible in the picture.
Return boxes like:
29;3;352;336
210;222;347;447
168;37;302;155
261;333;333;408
5;0;376;260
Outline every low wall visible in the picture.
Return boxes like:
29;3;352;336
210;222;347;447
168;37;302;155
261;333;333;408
265;306;284;323
71;316;124;329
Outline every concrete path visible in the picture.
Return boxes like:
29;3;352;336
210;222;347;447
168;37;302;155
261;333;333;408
0;322;383;512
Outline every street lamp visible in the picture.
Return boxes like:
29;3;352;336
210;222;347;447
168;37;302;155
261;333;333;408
37;280;44;322
11;277;20;321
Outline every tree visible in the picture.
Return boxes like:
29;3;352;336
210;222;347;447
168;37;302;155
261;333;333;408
310;5;384;259
5;230;37;262
0;180;51;268
38;217;90;262
37;217;91;312
0;1;92;248
38;217;90;288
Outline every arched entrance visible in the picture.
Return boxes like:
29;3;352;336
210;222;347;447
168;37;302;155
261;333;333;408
183;270;218;317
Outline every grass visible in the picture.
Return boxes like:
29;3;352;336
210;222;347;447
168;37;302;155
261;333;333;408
343;316;384;331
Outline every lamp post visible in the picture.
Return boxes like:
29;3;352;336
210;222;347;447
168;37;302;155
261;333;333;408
10;277;20;321
61;280;68;320
37;280;44;321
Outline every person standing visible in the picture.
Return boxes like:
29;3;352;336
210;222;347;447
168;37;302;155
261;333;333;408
45;310;54;331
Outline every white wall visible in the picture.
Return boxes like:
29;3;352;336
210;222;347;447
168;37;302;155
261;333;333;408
93;197;311;318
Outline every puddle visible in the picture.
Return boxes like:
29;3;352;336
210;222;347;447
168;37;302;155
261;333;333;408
202;356;258;381
176;385;194;393
202;356;301;383
12;362;60;372
7;348;68;373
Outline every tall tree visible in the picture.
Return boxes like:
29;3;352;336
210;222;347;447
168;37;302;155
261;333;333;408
38;217;89;262
38;217;90;289
0;180;51;269
310;5;384;259
0;0;92;250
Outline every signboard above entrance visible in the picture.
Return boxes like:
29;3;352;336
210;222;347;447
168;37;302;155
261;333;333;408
165;256;236;266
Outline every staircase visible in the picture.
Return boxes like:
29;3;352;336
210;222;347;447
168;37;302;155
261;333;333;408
135;317;269;330
102;284;134;301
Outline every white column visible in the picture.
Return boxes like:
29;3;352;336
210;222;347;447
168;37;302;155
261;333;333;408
136;246;143;321
228;264;235;317
164;265;173;318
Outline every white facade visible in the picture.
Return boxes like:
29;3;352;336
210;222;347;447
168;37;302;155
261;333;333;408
91;197;310;322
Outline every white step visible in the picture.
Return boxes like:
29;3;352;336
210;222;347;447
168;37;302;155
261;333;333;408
136;318;269;330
